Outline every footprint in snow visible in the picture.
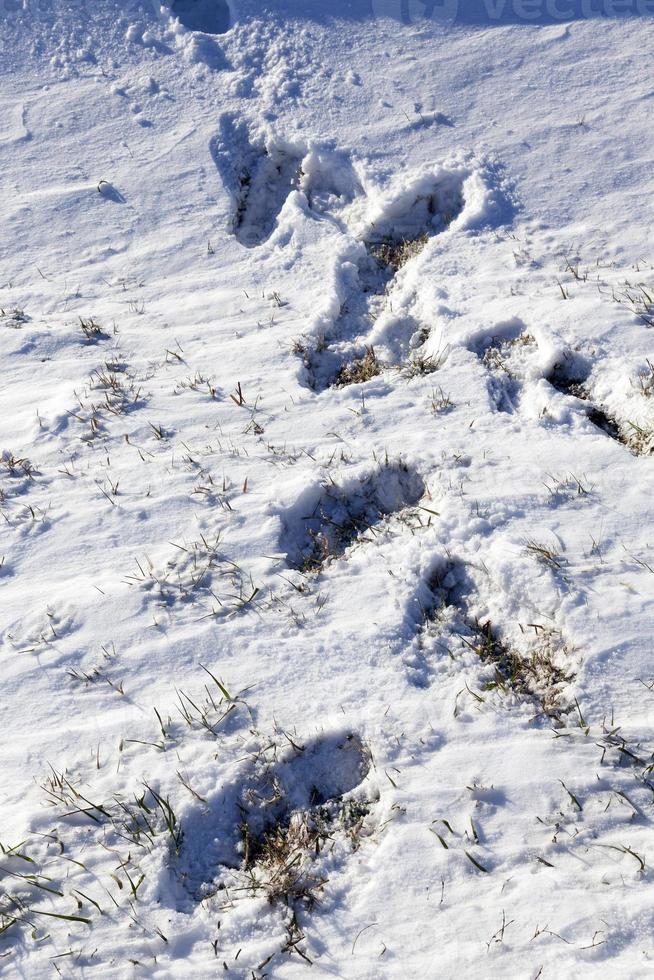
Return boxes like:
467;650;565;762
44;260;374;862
298;164;468;390
174;730;373;905
211;118;368;248
279;460;425;573
471;323;533;414
545;351;629;446
210;114;303;248
473;328;640;448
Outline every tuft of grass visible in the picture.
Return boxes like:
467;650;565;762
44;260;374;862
174;371;219;400
614;281;654;327
334;347;381;387
123;532;256;619
406;349;447;377
239;789;371;908
525;539;563;570
89;364;145;416
79;317;109;343
635;359;654;397
428;386;454;413
623;418;654;456
543;472;593;501
0;452;37;480
462;619;574;719
241;810;328;906
368;233;429;272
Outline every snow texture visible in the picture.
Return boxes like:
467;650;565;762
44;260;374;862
1;0;654;977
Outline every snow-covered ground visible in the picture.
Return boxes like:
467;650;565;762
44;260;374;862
2;1;654;976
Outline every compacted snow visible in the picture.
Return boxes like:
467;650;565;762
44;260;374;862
1;1;654;976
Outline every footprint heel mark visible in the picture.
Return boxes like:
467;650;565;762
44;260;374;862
175;731;373;906
403;559;485;688
173;778;243;902
470;322;533;414
280;461;425;572
402;557;453;688
211;115;302;248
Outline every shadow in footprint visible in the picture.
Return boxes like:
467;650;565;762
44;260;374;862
546;350;591;398
211;115;302;248
175;731;371;904
281;461;425;572
546;354;624;444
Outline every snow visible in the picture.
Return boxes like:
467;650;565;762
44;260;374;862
2;0;654;976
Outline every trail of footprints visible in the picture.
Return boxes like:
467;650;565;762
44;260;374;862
152;134;473;928
205;126;654;941
6;129;654;970
214;115;467;387
211;122;651;721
